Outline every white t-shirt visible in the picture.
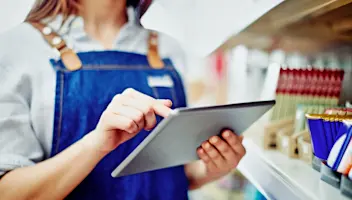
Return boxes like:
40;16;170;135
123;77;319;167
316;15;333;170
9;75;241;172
0;10;187;176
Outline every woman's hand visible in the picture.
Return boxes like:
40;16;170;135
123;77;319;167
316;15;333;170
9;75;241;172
185;130;246;190
88;88;172;154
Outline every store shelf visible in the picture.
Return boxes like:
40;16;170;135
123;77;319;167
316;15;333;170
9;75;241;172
238;113;350;200
220;0;352;53
189;182;244;200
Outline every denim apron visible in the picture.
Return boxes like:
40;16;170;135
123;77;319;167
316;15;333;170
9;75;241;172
31;22;189;200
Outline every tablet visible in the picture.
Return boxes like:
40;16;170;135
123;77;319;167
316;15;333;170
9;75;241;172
111;100;275;177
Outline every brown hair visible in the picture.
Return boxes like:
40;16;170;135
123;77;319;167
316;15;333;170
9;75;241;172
26;0;140;23
26;0;81;23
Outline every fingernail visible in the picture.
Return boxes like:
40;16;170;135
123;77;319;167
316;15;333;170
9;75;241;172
158;99;172;106
210;136;218;143
223;131;230;138
198;148;204;154
205;142;211;149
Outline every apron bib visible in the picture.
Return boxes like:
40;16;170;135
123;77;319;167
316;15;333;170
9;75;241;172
31;22;189;200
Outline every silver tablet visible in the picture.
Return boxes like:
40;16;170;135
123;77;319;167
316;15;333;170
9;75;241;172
111;100;275;177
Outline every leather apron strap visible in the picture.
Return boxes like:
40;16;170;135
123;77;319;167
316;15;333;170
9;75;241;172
30;21;165;70
147;31;164;69
30;22;82;71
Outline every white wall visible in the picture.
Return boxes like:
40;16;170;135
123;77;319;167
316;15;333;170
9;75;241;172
142;0;285;57
227;47;285;103
0;0;35;34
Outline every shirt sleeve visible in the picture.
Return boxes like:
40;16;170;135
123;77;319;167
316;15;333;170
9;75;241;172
0;63;44;177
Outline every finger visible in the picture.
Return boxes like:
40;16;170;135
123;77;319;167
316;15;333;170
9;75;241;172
201;141;226;168
157;99;173;107
197;148;217;171
100;111;138;134
152;103;172;118
111;95;157;130
209;136;237;164
123;88;156;101
239;135;244;143
222;130;246;157
124;101;156;131
112;105;145;131
123;88;172;118
122;89;172;107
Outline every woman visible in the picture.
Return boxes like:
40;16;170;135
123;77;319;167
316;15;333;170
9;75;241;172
0;0;246;199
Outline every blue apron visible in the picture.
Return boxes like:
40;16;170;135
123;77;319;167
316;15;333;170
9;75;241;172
31;22;189;200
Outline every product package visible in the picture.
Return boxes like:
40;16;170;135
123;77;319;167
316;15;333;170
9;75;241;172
297;133;313;163
272;68;344;121
325;108;352;116
306;114;352;191
273;104;331;159
295;104;338;133
263;118;294;150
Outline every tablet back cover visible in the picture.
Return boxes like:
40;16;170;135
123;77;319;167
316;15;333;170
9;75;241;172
112;100;274;177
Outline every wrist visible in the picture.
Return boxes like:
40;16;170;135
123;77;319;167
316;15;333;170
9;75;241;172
188;177;209;190
185;161;226;190
81;130;112;158
185;162;211;190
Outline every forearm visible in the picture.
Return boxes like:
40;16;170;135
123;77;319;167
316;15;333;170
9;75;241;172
0;132;107;200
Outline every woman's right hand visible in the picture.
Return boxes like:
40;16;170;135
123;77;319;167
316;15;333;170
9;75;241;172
87;88;173;155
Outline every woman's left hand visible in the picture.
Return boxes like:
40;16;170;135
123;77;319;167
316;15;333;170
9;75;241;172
185;129;246;189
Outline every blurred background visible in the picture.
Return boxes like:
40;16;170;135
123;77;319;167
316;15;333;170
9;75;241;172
183;1;352;199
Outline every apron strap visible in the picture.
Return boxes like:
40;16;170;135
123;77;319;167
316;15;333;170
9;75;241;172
148;31;165;69
30;22;164;70
30;22;82;71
